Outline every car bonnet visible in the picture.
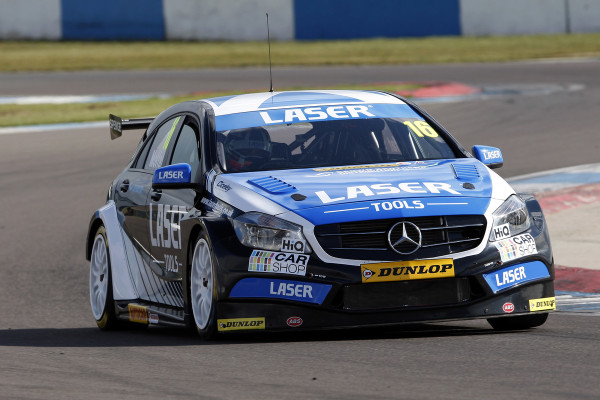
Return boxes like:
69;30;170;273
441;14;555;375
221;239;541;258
215;158;502;225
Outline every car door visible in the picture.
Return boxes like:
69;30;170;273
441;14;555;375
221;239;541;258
147;116;202;307
117;115;186;306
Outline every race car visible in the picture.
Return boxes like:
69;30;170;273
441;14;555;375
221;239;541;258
86;89;555;338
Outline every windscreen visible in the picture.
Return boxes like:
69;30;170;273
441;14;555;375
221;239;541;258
217;116;458;173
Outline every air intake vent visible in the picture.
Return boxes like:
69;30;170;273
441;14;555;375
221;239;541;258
248;176;297;194
452;164;480;181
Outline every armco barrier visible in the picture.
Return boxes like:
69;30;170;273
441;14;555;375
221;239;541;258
0;0;599;40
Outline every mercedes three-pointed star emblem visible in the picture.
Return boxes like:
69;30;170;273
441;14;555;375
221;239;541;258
387;221;422;255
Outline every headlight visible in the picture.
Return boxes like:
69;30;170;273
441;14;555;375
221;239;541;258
489;195;531;241
232;212;312;253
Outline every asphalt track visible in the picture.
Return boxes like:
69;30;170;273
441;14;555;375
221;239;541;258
1;61;599;399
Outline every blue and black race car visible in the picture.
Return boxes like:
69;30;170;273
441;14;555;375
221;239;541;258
86;90;555;338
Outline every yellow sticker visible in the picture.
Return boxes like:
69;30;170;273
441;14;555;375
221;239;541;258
128;304;148;324
218;317;265;332
529;297;556;312
361;259;454;283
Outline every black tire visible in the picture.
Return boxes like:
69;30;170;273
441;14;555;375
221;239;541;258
487;313;549;331
89;225;119;330
189;233;218;339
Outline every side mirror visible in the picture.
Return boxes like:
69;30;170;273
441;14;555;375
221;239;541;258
152;163;194;189
472;145;503;169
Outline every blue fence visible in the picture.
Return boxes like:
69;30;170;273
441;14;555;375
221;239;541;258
294;0;461;40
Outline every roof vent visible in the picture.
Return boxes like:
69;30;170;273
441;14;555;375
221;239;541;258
248;176;297;194
452;164;480;181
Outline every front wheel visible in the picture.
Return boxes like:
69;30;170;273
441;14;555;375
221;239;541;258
190;235;218;339
487;313;549;331
89;226;118;330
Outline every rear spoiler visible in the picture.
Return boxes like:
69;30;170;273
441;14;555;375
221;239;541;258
109;114;154;140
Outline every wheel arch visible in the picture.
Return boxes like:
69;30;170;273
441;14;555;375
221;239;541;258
86;201;138;300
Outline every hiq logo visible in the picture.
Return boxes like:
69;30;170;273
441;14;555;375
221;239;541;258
281;239;305;253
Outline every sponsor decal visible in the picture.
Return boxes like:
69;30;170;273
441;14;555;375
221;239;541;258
494;233;537;262
164;253;181;273
315;182;461;204
128;304;148;324
360;259;454;283
217;317;265;332
153;164;191;184
259;105;375;125
529;297;556;312
280;239;307;254
502;302;515;313
371;200;425;212
229;278;331;304
216;180;231;192
482;149;502;161
148;313;159;324
286;317;303;328
200;197;234;218
314;162;411;172
492;223;511;240
248;250;308;276
149;204;186;249
483;261;550;293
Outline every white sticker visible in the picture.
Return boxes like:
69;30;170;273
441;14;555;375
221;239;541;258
495;233;537;262
149;313;159;324
248;250;309;276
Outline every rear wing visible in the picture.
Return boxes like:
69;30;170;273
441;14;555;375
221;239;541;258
109;114;154;140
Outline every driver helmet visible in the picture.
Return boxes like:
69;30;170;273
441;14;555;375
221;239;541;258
224;127;271;172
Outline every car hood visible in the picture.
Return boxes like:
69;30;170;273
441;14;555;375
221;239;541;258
217;159;502;225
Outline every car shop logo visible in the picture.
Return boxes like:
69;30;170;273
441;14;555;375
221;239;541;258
387;221;422;255
286;317;303;327
502;302;515;313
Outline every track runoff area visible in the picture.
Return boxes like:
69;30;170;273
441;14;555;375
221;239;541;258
3;82;599;315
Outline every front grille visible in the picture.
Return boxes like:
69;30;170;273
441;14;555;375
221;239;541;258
342;278;471;311
314;215;486;261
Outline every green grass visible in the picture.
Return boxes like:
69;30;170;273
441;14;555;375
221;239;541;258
2;34;600;72
0;83;423;127
2;34;599;127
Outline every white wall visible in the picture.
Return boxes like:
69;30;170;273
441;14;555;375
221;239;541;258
163;0;295;41
568;0;600;33
0;0;61;39
461;0;567;36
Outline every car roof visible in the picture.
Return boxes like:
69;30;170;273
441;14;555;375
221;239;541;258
201;89;406;116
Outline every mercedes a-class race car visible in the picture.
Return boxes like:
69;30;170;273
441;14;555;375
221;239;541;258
86;90;555;338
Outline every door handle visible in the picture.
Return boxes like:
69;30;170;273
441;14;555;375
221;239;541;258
151;189;162;201
120;179;130;192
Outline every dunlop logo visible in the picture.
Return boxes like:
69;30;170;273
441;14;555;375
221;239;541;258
529;297;556;312
217;317;265;332
361;259;454;283
128;304;148;324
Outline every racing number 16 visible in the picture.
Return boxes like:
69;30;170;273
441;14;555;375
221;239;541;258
403;120;438;138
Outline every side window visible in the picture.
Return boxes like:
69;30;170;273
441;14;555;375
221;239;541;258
134;135;153;169
143;116;182;170
170;122;200;171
